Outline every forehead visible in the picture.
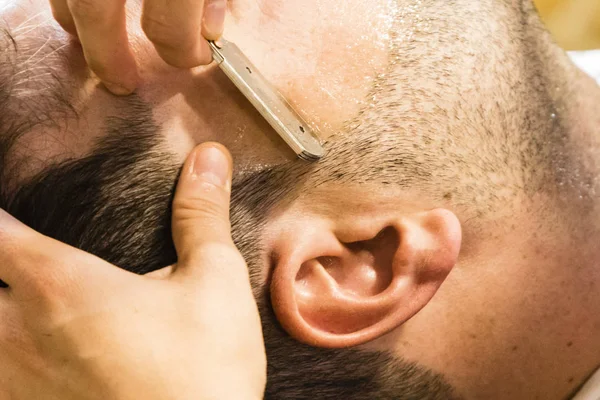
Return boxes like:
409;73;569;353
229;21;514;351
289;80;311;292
0;0;393;186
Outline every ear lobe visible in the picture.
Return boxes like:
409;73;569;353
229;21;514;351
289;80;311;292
270;209;461;348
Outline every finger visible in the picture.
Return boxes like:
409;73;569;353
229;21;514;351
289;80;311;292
142;0;213;68
145;265;174;280
66;0;139;95
201;0;227;41
0;304;21;349
0;286;10;307
0;210;48;291
0;288;15;349
0;210;83;297
49;0;78;35
171;143;234;269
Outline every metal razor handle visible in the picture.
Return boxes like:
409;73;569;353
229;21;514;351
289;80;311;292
209;39;324;161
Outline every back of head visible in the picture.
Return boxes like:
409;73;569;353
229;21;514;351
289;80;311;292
1;0;600;399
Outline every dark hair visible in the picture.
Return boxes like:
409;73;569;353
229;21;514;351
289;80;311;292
4;0;573;395
0;23;460;398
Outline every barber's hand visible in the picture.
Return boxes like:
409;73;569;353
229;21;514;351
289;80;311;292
0;143;266;400
49;0;226;95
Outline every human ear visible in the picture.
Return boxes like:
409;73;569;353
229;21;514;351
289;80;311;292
269;209;461;348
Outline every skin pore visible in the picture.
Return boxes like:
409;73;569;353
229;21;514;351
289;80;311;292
1;0;600;399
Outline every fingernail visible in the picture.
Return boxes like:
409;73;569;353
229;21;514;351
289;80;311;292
204;0;227;40
191;145;231;189
104;81;134;96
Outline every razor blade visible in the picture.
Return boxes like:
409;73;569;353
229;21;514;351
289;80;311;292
209;39;324;161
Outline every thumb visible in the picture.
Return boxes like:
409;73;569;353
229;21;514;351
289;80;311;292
171;142;234;270
145;265;175;280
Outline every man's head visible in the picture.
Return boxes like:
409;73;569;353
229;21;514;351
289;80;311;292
2;0;600;398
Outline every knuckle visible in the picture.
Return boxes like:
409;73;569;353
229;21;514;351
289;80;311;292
197;241;240;259
180;242;242;275
85;56;111;78
0;229;21;261
142;16;180;47
0;211;24;242
22;261;70;303
50;9;75;30
0;231;41;279
32;267;71;300
7;246;76;306
142;15;195;50
67;0;112;23
173;195;228;224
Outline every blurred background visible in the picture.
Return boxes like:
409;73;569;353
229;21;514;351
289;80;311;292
534;0;600;50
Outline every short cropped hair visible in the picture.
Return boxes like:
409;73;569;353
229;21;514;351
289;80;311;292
0;22;460;398
0;0;574;397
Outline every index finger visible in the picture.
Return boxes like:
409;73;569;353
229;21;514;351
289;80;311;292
0;210;46;291
0;210;80;297
65;0;139;95
142;0;213;68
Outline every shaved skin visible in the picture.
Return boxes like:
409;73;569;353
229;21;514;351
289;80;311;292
0;0;599;399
